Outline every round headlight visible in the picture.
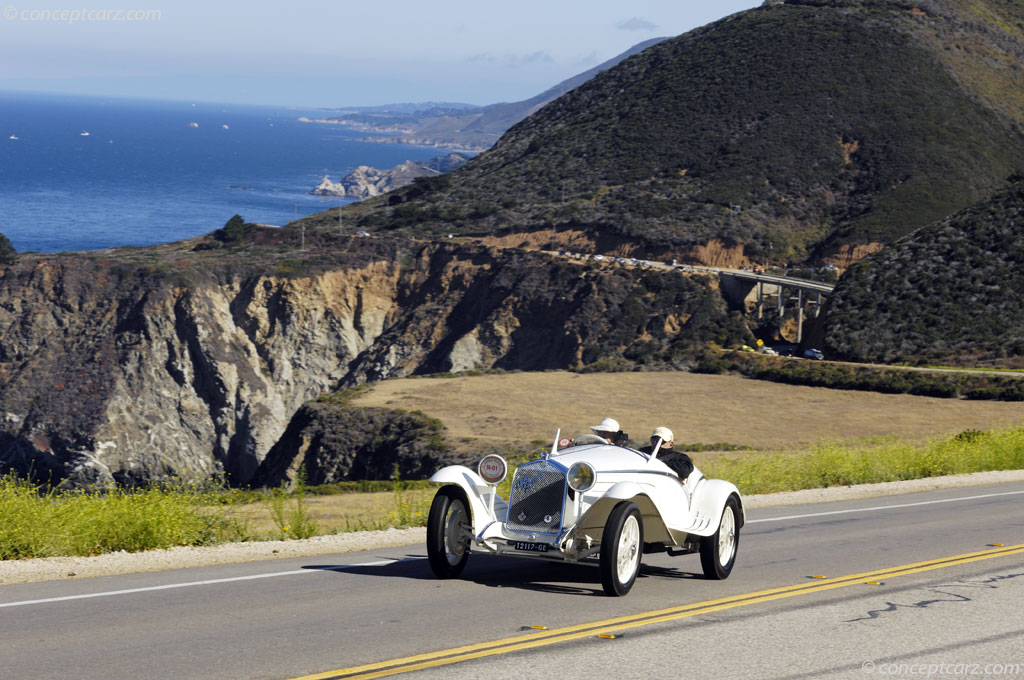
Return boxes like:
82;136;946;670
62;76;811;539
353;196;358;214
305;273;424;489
567;462;596;492
478;454;507;485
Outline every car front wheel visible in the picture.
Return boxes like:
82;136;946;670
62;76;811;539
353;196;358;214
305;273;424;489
700;494;740;579
600;501;644;596
426;486;472;579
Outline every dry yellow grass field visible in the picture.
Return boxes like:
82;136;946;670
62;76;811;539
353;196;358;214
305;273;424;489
350;371;1024;452
236;371;1023;536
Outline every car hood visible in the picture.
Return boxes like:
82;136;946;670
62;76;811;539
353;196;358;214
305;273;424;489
544;444;673;475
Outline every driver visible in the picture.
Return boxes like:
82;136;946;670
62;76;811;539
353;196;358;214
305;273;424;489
589;417;627;445
640;427;694;481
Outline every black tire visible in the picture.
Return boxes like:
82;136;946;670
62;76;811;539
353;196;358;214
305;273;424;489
599;501;644;596
426;486;472;579
700;495;740;580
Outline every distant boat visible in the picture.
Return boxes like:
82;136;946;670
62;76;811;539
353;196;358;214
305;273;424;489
8;134;18;140
80;131;90;136
221;124;229;130
188;122;199;128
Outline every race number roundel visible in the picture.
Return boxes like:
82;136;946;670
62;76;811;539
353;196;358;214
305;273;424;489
478;454;507;485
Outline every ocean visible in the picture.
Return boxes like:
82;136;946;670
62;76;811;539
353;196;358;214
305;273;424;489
0;91;445;253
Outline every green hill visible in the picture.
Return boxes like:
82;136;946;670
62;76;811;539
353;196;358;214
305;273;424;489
824;178;1024;365
306;0;1024;265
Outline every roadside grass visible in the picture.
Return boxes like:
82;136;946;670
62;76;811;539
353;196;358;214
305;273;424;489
0;479;249;561
701;427;1024;495
3;426;1022;560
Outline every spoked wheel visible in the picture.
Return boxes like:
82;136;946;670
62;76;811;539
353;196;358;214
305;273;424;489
426;486;473;578
600;501;644;596
700;494;740;579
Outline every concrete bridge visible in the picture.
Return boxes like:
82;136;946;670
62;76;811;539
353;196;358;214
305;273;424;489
714;269;835;344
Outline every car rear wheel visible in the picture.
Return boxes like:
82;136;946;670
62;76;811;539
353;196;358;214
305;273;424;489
600;501;644;596
700;495;740;579
426;486;472;579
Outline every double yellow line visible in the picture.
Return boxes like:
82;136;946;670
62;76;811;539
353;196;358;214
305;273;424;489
292;543;1024;680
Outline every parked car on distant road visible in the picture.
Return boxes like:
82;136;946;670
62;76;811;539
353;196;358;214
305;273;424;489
803;348;824;360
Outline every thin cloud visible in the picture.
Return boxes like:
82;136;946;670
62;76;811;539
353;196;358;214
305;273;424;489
617;17;657;31
467;51;554;67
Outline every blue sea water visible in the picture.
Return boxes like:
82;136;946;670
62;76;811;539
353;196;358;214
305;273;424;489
0;91;445;252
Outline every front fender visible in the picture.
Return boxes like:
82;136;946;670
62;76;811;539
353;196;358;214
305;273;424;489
429;465;504;532
576;484;674;545
603;481;647;501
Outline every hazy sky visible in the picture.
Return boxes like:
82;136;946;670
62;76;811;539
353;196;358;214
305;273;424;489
0;1;761;108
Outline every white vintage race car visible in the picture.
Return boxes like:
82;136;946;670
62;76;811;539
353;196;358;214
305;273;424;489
426;431;744;596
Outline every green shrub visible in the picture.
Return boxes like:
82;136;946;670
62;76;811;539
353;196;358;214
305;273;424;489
0;233;16;265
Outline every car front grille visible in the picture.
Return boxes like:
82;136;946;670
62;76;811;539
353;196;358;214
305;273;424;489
505;461;565;534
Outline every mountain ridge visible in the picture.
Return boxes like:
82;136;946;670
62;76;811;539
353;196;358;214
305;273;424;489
304;38;668;151
306;0;1024;267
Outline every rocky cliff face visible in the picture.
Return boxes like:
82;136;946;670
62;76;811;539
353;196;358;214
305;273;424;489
0;235;747;487
0;253;402;487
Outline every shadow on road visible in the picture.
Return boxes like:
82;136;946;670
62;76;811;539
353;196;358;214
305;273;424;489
302;555;704;596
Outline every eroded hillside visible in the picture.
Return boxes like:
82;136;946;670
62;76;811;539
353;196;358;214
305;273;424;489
0;230;747;487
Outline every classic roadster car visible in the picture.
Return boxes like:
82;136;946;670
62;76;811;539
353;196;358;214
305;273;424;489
426;431;744;596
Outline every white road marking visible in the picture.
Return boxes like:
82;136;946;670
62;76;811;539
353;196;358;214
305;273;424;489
747;489;1024;524
0;557;423;609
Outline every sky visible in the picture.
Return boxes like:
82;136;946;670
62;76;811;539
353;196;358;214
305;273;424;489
0;1;762;108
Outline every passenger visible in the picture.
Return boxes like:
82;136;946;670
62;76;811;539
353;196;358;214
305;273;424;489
640;427;694;481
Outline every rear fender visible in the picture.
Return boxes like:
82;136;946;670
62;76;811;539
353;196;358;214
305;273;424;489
429;465;504;532
689;479;745;536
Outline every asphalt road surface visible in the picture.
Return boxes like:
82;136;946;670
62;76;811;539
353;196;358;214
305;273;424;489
2;483;1022;680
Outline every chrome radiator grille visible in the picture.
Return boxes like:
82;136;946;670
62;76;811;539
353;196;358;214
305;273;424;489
505;462;565;534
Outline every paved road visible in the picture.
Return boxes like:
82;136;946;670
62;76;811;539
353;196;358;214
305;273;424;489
2;484;1022;680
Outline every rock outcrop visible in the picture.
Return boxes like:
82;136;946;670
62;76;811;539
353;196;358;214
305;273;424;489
250;400;453;487
0;234;748;487
312;154;469;199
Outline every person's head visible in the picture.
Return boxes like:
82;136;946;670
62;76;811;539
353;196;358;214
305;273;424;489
590;417;621;442
651;426;674;449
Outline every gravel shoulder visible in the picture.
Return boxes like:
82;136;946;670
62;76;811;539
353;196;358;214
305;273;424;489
2;469;1022;586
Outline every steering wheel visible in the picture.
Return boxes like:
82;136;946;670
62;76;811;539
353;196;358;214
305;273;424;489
572;433;609;445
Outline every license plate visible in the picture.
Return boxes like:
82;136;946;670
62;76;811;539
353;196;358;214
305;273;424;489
514;541;549;552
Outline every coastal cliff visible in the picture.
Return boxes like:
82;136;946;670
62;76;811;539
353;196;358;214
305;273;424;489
0;233;747;487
